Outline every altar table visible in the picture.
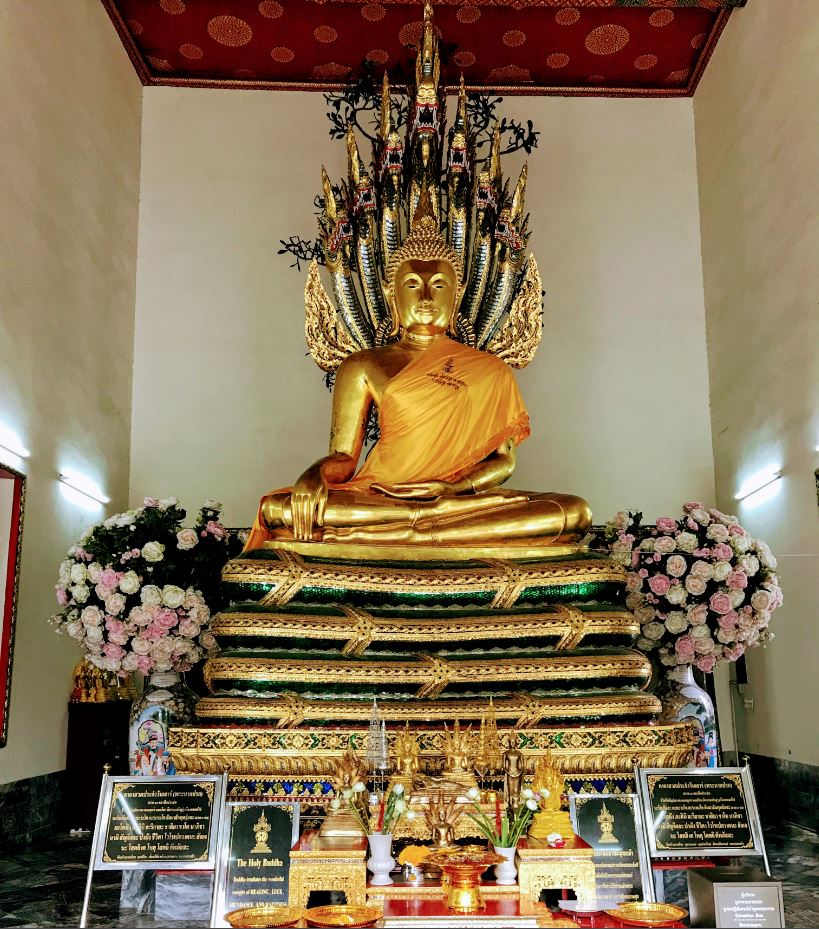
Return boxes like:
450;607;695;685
288;832;367;909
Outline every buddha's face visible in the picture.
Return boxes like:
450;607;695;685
392;258;458;335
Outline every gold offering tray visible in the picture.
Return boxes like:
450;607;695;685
224;905;302;928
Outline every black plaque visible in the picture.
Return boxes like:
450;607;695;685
638;767;764;859
212;803;299;927
225;805;293;907
97;778;218;867
571;794;651;907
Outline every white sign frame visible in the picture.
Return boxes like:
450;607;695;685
636;766;768;872
80;771;227;928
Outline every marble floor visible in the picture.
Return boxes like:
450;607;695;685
0;821;816;927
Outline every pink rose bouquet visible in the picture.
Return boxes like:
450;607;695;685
50;498;241;676
602;505;782;672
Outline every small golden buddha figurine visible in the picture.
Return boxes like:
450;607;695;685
443;720;473;775
597;802;619;845
252;812;273;853
528;751;574;842
391;722;421;793
424;793;464;848
414;720;477;798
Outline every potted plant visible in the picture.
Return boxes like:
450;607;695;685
331;782;415;885
464;787;542;884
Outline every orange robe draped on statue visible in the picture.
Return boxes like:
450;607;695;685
244;337;530;550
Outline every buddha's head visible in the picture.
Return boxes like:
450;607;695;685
383;190;464;340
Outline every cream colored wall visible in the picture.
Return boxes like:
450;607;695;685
0;0;142;783
131;90;714;530
694;1;819;766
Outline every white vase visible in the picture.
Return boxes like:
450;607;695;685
367;832;395;886
660;664;719;768
493;845;518;885
128;672;197;776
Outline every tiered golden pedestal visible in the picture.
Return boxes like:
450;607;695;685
171;544;694;789
516;837;596;908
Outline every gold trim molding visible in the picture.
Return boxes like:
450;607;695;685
204;652;652;699
213;605;637;655
223;551;625;609
170;723;696;777
265;538;586;562
195;692;661;728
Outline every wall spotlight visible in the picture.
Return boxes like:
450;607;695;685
59;471;110;505
0;424;30;468
734;468;782;502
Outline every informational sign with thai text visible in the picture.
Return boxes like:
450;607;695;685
95;776;224;869
637;767;765;859
570;793;652;906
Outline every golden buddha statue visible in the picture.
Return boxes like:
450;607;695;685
245;198;591;551
412;719;477;799
424;793;464;848
320;746;368;840
243;4;590;557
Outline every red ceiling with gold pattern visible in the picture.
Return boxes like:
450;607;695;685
101;0;746;96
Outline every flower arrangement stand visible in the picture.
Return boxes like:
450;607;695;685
288;831;367;909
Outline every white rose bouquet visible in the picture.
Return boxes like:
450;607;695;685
602;504;782;673
50;498;240;676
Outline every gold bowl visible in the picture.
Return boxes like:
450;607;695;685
605;902;688;927
426;849;505;914
224;905;303;928
304;904;382;927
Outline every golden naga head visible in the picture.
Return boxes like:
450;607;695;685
413;2;441;119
